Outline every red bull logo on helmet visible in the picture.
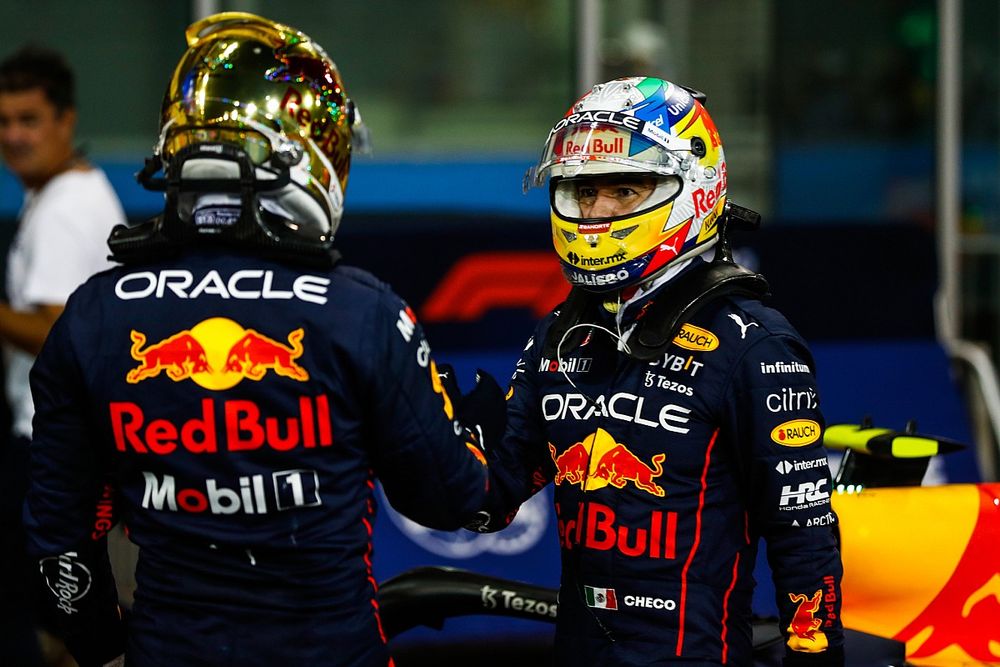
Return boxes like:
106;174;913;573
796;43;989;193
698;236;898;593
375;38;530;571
548;428;665;496
127;318;309;389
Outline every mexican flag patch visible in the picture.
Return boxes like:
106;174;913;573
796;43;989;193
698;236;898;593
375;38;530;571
584;585;618;610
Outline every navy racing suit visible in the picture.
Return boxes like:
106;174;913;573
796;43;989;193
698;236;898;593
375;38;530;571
480;277;845;665
23;250;488;667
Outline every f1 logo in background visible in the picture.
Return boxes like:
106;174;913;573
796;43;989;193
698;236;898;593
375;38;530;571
421;252;567;322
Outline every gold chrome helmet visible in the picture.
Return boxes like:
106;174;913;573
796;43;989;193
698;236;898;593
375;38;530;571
525;77;726;293
128;12;368;262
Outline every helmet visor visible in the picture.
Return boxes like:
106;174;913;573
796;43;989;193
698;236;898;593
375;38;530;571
552;174;682;222
161;125;277;166
526;119;694;190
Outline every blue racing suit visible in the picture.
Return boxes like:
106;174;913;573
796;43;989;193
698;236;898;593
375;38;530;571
23;249;488;667
480;275;845;665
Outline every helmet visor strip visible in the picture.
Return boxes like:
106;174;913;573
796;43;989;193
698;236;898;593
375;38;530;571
158;112;336;186
161;125;276;166
525;117;695;191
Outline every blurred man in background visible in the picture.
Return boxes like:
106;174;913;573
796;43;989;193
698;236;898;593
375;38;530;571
473;77;845;665
0;45;126;666
22;13;491;667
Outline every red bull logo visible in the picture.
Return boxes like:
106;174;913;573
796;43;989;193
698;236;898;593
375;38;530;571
892;484;1000;662
127;318;309;389
557;500;677;559
787;590;829;652
548;428;665;496
127;331;209;383
110;395;333;455
224;329;308;381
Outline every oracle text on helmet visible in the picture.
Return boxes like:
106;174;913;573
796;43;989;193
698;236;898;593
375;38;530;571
548;111;644;139
115;269;330;304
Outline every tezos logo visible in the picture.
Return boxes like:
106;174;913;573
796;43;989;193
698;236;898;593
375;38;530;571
480;584;557;618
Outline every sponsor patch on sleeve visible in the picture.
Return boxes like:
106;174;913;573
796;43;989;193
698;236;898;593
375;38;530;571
771;419;821;447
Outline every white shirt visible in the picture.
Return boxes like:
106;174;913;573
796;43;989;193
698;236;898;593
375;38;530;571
4;167;126;438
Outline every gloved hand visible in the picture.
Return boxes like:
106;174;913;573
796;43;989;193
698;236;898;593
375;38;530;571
435;365;507;452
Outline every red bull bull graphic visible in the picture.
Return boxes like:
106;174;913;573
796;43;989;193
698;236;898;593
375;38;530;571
127;318;309;389
548;428;665;496
786;590;829;653
127;331;210;383
224;328;308;381
835;483;1000;665
595;444;665;496
549;442;590;486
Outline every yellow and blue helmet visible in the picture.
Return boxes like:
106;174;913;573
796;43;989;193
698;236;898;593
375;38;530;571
526;77;727;293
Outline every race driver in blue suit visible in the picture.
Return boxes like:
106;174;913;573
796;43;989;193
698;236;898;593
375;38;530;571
469;77;845;666
22;13;490;667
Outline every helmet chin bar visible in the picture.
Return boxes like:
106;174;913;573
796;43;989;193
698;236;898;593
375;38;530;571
111;143;339;267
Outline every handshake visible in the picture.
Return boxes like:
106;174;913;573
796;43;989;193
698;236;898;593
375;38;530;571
435;365;507;457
